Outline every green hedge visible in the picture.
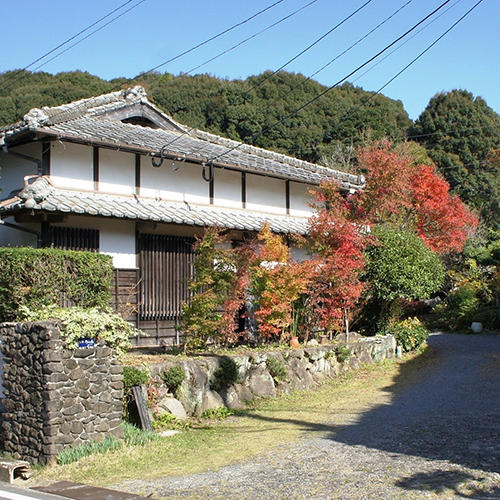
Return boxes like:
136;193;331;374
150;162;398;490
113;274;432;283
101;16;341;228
0;247;113;321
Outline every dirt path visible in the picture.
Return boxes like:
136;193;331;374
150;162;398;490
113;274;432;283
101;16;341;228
118;333;500;499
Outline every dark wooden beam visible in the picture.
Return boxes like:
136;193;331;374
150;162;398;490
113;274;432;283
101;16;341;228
241;172;246;209
40;221;50;248
209;170;214;204
286;180;290;215
42;141;50;175
93;146;99;190
135;154;141;195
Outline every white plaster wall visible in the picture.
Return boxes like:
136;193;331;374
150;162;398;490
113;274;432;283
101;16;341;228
0;143;40;247
246;174;286;214
57;216;137;268
0;221;38;248
290;182;314;217
50;142;93;191
213;168;242;208
0;143;40;197
99;149;135;195
140;157;209;204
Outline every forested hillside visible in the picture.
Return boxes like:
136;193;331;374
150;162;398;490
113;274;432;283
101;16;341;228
0;70;410;163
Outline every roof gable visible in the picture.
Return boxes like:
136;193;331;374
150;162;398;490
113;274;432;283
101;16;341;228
0;86;365;189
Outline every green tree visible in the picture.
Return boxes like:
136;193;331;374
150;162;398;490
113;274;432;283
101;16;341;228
410;90;500;231
364;226;445;328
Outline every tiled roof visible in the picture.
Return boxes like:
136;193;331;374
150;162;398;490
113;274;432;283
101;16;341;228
1;177;309;235
0;86;364;189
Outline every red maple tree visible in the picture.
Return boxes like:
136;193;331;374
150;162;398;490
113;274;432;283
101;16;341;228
410;164;478;254
307;181;369;335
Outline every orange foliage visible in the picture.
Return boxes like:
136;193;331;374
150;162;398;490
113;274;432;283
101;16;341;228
411;165;478;254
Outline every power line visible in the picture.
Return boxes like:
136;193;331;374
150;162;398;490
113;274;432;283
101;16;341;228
367;0;485;106
301;0;414;90
322;0;464;141
141;0;287;75
277;0;414;103
185;0;321;75
30;0;148;73
0;0;139;91
9;0;291;128
203;0;453;164
351;0;464;86
149;0;323;155
242;0;374;98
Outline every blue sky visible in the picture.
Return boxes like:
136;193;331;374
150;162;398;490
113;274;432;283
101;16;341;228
1;0;498;120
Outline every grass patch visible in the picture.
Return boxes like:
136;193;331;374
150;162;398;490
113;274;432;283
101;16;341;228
34;347;435;487
56;423;161;465
201;407;234;420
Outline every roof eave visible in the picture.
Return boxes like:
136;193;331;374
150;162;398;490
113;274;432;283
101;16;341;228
26;128;363;190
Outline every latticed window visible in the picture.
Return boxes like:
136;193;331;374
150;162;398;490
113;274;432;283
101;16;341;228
138;234;195;320
48;226;99;252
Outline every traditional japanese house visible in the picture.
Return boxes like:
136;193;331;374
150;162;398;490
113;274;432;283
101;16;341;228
0;86;364;346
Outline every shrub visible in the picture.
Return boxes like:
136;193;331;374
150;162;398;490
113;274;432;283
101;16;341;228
180;228;238;350
266;357;288;382
0;247;113;322
18;304;138;354
386;317;429;352
163;365;186;395
335;345;352;363
153;412;191;431
364;226;445;330
123;366;150;391
211;357;239;391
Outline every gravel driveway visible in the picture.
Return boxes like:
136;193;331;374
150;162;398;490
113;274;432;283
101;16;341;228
119;333;500;499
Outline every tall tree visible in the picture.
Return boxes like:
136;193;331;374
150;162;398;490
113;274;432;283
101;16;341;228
410;90;500;230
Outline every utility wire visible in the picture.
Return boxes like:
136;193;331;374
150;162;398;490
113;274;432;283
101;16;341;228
0;0;139;91
159;0;412;156
142;0;287;75
185;0;321;75
301;0;414;90
152;0;322;153
322;0;463;142
242;0;374;98
12;0;290;128
1;0;147;93
30;0;148;73
204;0;453;164
351;0;463;86
337;0;483;147
277;0;413;103
369;1;484;103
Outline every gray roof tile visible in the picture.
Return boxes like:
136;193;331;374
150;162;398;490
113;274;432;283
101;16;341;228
2;177;309;235
0;86;364;189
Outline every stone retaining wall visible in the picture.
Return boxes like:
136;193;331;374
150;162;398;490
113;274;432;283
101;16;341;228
0;321;123;464
145;334;396;418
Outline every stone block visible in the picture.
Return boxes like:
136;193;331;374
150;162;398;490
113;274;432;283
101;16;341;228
247;366;276;398
157;397;187;419
201;390;224;414
62;403;84;417
42;362;63;374
68;367;85;381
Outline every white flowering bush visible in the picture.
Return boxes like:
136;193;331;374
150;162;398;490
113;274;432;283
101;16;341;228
18;304;139;354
